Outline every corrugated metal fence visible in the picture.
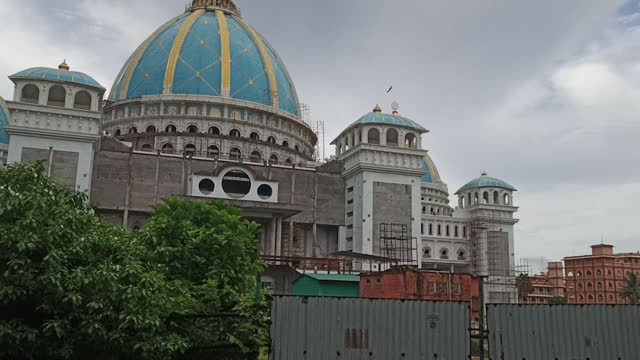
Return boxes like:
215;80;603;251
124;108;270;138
488;304;640;360
271;296;470;360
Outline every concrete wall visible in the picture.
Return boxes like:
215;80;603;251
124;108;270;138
372;182;412;256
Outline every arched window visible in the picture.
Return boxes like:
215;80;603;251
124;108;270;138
577;282;583;289
467;193;472;207
454;226;459;237
421;223;424;235
269;154;279;165
461;197;466;209
229;147;242;160
141;144;153;152
165;124;177;133
588;295;594;301
285;158;293;165
187;125;198;133
47;85;66;107
586;271;592;277
493;191;499;204
596;270;602;277
250;132;260;141
161;143;174;154
578;295;584;301
437;224;442;236
129;127;138;134
229;129;241;138
587;282;593;289
282;140;289;148
404;133;417;148
445;225;450;237
423;247;432;258
607;269;613;276
294;145;300;152
474;192;479;204
597;282;603;289
368;128;380;144
267;136;276;144
457;249;466;260
428;224;433;235
386;128;399;146
422;206;426;214
21;84;39;104
504;194;511;205
206;145;219;158
577;271;583;277
250;151;262;162
483;191;489;204
184;144;196;156
73;91;91;110
463;227;467;238
208;126;220;135
146;125;156;133
114;129;121;136
440;248;449;259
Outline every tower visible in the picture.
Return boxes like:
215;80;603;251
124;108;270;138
5;61;105;194
331;105;428;267
455;171;519;303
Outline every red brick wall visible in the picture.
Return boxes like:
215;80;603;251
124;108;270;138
360;269;480;318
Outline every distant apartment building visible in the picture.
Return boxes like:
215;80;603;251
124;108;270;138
520;261;565;304
564;244;640;304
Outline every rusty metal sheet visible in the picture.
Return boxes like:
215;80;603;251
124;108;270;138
488;304;640;360
271;296;469;360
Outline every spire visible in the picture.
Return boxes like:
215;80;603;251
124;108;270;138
373;104;382;113
58;59;70;71
189;0;240;16
391;101;399;116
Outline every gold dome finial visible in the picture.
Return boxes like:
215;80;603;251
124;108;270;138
190;0;240;16
58;60;70;71
391;101;399;115
373;104;382;113
481;170;488;176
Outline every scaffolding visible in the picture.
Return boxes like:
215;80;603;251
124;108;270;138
380;223;418;267
470;209;517;304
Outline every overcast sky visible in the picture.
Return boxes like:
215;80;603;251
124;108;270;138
1;0;639;267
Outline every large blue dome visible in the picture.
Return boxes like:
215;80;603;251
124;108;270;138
109;4;300;117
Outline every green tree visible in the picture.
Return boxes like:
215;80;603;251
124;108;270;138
515;273;533;302
549;297;567;305
622;272;640;305
136;198;269;354
0;164;269;358
0;163;191;359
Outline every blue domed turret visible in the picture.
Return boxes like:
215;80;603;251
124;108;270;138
0;97;9;145
109;0;300;117
455;171;516;194
10;64;104;90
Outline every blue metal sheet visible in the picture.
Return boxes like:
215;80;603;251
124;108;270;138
488;304;640;360
271;296;470;360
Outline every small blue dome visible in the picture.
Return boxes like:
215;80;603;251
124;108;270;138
455;172;517;194
11;67;104;90
0;97;9;145
109;8;300;117
421;154;442;184
350;112;427;133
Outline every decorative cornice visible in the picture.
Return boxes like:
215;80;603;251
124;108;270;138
189;0;241;16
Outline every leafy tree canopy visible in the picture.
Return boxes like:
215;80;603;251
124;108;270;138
622;272;640;305
0;163;268;359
